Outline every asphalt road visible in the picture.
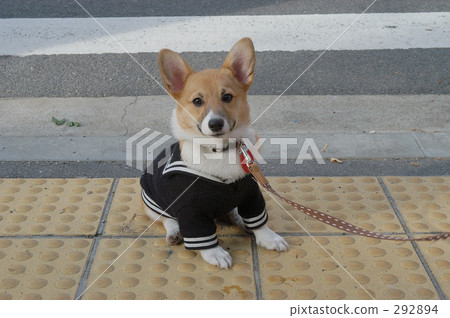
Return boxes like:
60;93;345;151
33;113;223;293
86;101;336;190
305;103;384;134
2;49;450;98
2;0;450;18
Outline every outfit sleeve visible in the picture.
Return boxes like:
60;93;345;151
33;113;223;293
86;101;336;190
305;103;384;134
177;208;219;250
237;179;268;230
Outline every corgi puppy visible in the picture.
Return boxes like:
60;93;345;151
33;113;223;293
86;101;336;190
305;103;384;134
140;38;288;269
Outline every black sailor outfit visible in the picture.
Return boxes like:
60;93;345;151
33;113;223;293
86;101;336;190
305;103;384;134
140;142;267;250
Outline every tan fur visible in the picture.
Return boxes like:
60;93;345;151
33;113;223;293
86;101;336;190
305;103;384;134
159;38;255;150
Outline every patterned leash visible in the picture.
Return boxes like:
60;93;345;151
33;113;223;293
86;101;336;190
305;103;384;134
238;141;450;242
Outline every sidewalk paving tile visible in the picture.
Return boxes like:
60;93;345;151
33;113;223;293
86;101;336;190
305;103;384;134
382;177;450;233
82;237;255;300
264;177;404;234
0;238;93;300
0;178;112;236
258;236;437;300
417;239;450;297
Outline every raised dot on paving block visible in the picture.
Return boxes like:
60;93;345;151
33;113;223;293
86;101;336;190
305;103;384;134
206;290;224;300
95;264;114;274
85;292;107;300
146;291;166;300
66;251;85;261
232;276;252;286
34;264;54;275
1;278;19;289
152;250;170;260
177;263;196;273
267;289;287;299
400;260;419;270
119;277;139;288
407;274;427;284
292;275;313;285
55;278;76;289
26;278;48;289
94;277;112;288
414;288;435;299
45;239;64;248
176;291;195;300
52;293;71;300
379;274;399;284
291;261;311;271
126;251;144;260
124;263;142;273
326;289;346;300
60;264;80;275
373;260;392;270
116;292;136;300
264;261;283;271
176;276;195;287
395;247;413;257
205;276;224;286
297;289;317;300
267;275;285;285
22;239;38;248
386;288;405;299
8;264;26;275
354;274;370;285
346;260;365;271
319;261;338;271
13;250;33;261
148;263;168;273
148;277;168;287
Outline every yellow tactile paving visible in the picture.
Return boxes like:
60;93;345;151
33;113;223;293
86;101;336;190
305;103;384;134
83;237;256;300
0;178;112;235
418;239;450;297
382;177;450;233
1;176;448;300
263;177;404;234
258;236;438;300
0;238;92;300
103;178;245;236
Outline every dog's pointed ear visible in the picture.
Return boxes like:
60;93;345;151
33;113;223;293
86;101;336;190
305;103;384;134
159;49;194;97
222;38;255;90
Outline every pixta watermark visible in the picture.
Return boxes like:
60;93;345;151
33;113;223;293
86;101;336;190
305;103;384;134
126;128;325;173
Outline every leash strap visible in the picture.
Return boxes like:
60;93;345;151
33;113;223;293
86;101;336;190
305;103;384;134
238;141;450;242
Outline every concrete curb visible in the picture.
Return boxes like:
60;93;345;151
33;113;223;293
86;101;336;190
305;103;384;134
1;132;449;162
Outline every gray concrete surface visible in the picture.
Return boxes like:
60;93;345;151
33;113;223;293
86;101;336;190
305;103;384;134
2;0;449;18
1;95;448;164
1;95;449;137
1;132;449;162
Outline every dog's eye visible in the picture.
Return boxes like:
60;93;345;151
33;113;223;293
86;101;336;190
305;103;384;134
222;94;233;103
192;97;204;107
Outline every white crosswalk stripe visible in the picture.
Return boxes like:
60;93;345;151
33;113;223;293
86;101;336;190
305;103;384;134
2;13;450;56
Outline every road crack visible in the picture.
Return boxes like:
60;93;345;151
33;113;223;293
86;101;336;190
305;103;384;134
120;96;138;136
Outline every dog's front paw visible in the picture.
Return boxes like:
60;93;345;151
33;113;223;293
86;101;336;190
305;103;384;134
199;246;232;269
167;231;183;245
253;225;288;252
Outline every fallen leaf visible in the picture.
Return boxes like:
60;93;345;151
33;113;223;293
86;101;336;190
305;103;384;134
330;158;343;164
52;117;66;125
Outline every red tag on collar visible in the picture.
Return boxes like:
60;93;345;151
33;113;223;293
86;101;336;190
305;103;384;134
239;148;254;174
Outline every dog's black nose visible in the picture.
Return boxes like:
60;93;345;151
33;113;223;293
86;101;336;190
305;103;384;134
208;118;224;132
